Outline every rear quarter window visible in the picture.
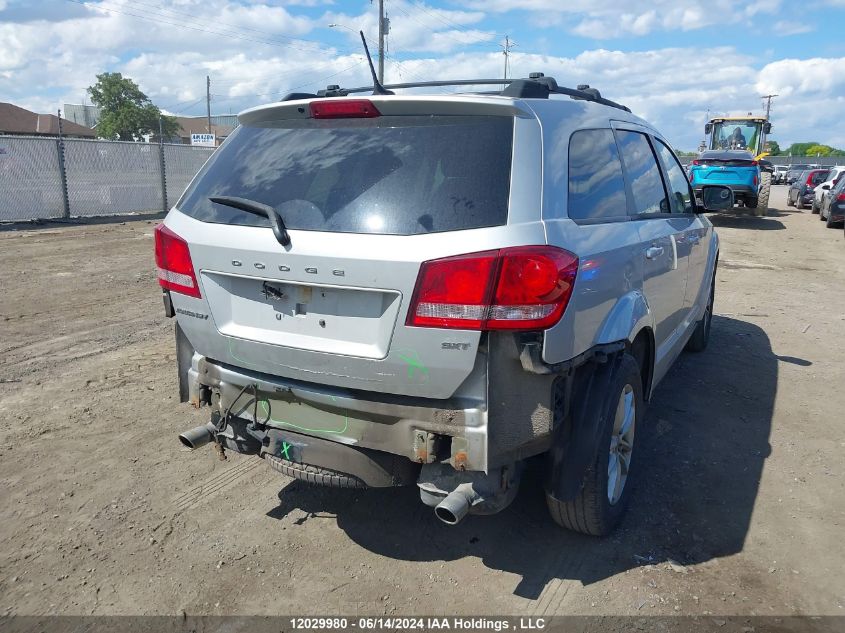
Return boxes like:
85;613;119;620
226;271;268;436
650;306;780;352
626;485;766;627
567;129;627;221
176;115;514;236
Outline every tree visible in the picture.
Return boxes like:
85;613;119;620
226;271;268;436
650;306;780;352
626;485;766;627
87;72;179;141
785;142;821;156
804;144;832;157
765;140;781;156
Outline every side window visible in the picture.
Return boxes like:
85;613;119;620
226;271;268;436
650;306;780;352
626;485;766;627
655;139;695;213
567;129;628;221
615;130;670;216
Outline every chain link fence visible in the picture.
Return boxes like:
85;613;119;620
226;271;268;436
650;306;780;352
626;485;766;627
0;136;215;222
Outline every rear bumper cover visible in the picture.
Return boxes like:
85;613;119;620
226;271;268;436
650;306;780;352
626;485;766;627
183;332;558;476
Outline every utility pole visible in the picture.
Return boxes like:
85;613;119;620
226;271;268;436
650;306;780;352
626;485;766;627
501;36;515;79
206;75;212;136
377;0;385;84
760;94;777;154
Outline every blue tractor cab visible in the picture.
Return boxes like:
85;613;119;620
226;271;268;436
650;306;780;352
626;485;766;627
692;115;773;216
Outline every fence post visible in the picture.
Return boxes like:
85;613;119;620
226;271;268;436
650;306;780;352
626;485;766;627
158;118;169;213
56;110;71;219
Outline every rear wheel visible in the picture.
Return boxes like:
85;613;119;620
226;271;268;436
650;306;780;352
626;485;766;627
826;210;840;228
752;171;770;216
686;273;714;352
797;195;805;210
545;353;643;536
811;199;819;214
820;205;827;221
786;190;795;207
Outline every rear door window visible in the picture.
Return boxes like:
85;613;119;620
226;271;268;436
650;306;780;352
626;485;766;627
615;130;670;216
177;115;514;235
567;129;628;221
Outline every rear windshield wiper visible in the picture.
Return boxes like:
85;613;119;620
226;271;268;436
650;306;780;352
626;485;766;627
209;196;291;247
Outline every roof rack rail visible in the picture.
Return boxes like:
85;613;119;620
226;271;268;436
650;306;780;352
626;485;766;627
281;73;630;113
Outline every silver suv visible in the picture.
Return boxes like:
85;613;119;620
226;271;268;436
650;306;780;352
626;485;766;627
157;74;728;535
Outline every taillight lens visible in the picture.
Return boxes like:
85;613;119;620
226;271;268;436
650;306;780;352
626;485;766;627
837;193;845;202
310;99;380;119
407;246;578;331
692;160;701;165
154;224;200;298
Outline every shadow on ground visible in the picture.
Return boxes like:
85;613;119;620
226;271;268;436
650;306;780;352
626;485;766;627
267;316;777;598
709;214;786;230
0;211;164;232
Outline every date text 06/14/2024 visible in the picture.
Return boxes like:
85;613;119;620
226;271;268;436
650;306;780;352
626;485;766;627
288;617;547;631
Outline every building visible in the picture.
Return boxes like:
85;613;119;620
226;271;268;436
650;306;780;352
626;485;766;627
0;102;96;138
63;103;102;129
171;115;236;145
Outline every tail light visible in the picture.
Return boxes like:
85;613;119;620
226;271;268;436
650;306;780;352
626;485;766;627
407;246;578;331
753;174;758;186
310;99;380;119
750;160;758;166
692;160;701;165
837;193;845;202
155;224;201;298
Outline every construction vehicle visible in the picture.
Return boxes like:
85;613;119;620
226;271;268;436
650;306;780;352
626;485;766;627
691;114;773;216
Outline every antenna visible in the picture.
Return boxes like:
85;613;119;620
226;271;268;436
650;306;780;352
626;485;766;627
359;30;394;96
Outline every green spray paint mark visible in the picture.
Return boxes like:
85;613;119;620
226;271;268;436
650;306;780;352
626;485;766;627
259;399;349;435
280;441;292;460
396;350;429;382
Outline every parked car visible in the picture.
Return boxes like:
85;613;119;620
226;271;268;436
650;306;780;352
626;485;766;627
156;74;727;536
773;165;789;184
811;166;845;213
787;169;830;209
786;164;814;184
688;149;765;214
819;173;845;228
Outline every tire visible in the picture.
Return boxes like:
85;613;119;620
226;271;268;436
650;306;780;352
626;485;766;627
820;205;827;221
545;353;644;536
686;272;714;353
826;210;839;228
786;191;795;207
752;171;770;216
811;199;818;214
797;196;805;210
265;454;366;488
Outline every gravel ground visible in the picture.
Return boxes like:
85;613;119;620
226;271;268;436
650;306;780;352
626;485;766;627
1;187;843;618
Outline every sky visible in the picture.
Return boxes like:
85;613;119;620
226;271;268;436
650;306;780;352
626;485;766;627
1;0;844;151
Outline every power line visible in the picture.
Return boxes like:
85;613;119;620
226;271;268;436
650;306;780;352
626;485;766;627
124;0;340;53
65;0;351;55
410;0;502;40
390;3;498;50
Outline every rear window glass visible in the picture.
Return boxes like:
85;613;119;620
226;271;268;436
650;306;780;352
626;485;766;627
567;129;627;221
177;115;513;235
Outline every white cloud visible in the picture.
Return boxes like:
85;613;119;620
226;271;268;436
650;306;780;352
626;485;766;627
773;21;814;35
471;0;782;38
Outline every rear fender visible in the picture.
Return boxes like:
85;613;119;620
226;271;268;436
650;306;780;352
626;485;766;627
594;290;653;348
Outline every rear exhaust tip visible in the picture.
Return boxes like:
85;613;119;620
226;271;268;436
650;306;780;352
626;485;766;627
178;423;216;450
434;489;474;525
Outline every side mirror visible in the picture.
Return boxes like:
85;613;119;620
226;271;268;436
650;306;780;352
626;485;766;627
699;185;734;212
821;184;831;190
763;122;772;134
704;123;712;135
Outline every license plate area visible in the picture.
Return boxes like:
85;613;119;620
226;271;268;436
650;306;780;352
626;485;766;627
200;271;401;359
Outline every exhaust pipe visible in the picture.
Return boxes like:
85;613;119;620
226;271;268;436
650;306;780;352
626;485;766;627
433;485;480;525
178;422;218;450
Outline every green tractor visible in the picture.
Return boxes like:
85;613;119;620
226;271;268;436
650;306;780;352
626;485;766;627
701;115;773;215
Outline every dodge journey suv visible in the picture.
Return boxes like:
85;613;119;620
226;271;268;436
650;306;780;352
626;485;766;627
157;74;729;535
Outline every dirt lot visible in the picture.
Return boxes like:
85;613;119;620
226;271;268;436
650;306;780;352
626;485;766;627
1;187;844;618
